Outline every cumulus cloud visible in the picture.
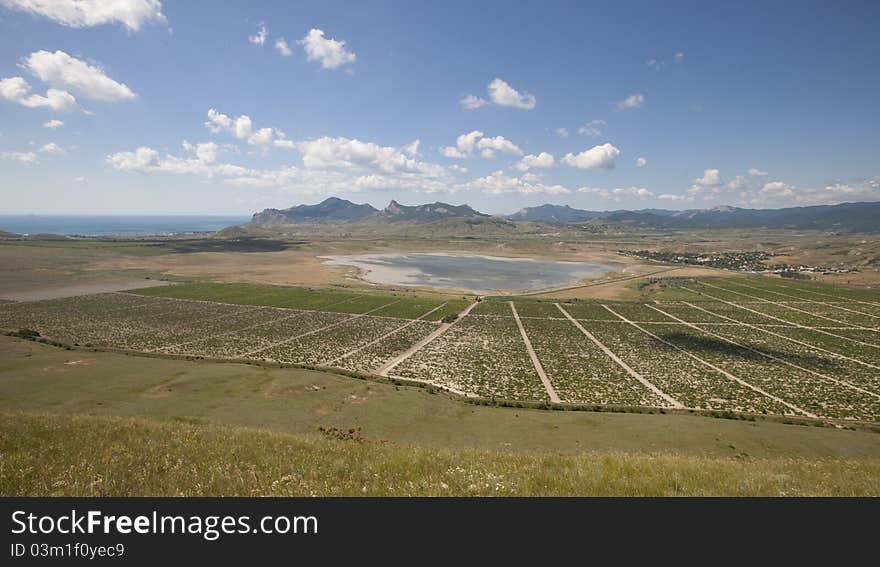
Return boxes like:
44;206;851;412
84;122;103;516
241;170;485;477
577;119;606;137
554;128;569;138
0;76;77;111
22;50;135;101
1;0;166;31
402;139;420;157
205;108;294;150
636;156;647;168
616;93;644;109
298;28;355;69
42;119;64;128
40;142;64;154
440;130;521;159
249;23;267;46
515;152;555;171
296;136;447;180
748;168;768;177
464;170;569;195
487;78;536;109
1;150;38;163
561;143;620;170
107;134;455;196
459;94;487;110
693;168;721;186
579;186;653;201
274;38;293;56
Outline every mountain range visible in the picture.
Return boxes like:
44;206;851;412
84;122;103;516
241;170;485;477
250;198;880;232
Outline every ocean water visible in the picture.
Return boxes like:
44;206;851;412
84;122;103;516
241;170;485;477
321;253;612;293
0;215;250;237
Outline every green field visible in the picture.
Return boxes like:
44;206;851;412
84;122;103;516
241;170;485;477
1;336;878;496
133;281;469;320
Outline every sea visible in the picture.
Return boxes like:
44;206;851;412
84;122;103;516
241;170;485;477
0;215;251;237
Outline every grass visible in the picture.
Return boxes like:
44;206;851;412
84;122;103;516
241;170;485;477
2;411;878;496
132;281;469;320
1;336;879;459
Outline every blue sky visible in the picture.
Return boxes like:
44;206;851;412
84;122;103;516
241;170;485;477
1;0;878;215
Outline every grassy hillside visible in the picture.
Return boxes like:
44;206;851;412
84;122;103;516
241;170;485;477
2;412;878;496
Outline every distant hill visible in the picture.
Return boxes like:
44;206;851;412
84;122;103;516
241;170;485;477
250;197;487;226
251;197;379;225
508;204;606;223
379;200;487;223
248;197;880;233
602;202;880;232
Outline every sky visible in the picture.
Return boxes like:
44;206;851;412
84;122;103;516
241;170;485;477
1;0;879;215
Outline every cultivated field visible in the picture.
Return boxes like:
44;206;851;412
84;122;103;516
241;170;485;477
2;277;879;422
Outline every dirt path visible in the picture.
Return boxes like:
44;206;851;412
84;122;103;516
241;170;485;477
555;303;683;409
602;305;816;417
376;301;478;377
698;281;878;332
242;299;402;358
324;302;448;366
647;304;880;401
724;280;880;322
683;286;880;350
509;302;560;403
681;301;880;372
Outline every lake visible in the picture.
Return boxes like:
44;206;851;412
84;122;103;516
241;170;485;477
321;253;612;293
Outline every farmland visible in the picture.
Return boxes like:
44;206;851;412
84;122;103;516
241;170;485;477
1;276;879;423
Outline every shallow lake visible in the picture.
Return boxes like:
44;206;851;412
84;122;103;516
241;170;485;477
320;253;612;293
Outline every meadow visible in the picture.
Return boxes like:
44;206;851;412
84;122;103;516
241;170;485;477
1;336;879;496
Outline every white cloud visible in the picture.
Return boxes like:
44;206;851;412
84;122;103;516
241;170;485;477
42;119;64;128
40;142;64;154
577;119;606;137
205;108;293;150
441;146;467;159
249;23;267;46
555;128;569;138
674;52;685;62
1;0;165;31
477;135;522;157
1;151;38;163
515;152;555;171
108;135;455;196
658;193;687;201
440;130;520;159
0;76;77;111
296;136;446;179
579;185;653;201
487;78;536;109
298;28;355;69
465;170;569;195
646;58;664;71
72;176;86;183
561;143;620;170
274;38;293;56
636;156;647;168
459;94;487;110
748;168;768;177
106;146;159;171
22;50;135;101
616;93;644;109
693;168;721;186
402;139;420;157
